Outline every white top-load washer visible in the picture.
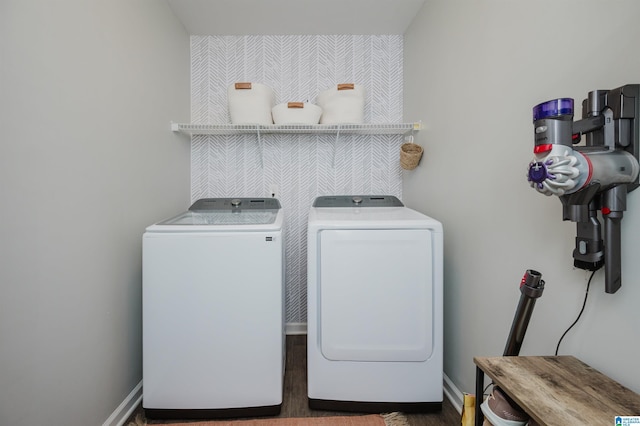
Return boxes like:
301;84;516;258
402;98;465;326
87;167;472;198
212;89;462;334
143;198;285;420
307;195;443;413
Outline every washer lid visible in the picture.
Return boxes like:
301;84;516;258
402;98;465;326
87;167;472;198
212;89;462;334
149;198;282;229
157;210;278;226
313;195;403;208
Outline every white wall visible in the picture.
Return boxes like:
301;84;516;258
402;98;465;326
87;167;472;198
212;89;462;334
0;1;190;425
404;0;640;398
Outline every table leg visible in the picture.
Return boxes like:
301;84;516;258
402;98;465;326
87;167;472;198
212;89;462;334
475;366;484;426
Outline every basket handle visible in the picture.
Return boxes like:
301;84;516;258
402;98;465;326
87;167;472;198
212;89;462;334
287;102;304;108
235;82;252;90
337;83;355;90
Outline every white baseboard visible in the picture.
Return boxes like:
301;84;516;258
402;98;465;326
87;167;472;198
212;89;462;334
286;322;307;335
443;373;463;414
102;381;143;426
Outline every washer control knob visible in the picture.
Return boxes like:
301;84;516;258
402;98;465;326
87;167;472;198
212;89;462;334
352;196;363;204
231;198;242;207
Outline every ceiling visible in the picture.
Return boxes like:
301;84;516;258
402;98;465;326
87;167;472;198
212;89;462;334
166;0;426;35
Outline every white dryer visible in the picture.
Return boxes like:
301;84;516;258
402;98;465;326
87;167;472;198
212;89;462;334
143;198;285;419
307;195;443;413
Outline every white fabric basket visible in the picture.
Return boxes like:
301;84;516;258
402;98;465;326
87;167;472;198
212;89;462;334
316;83;365;124
228;82;275;125
272;102;322;125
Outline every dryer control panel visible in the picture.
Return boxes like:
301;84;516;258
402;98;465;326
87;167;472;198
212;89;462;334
313;195;403;208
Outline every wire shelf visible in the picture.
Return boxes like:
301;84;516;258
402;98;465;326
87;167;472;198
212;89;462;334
171;122;421;136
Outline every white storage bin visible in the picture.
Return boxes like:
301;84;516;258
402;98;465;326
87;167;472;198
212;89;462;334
316;83;365;124
228;82;275;125
272;102;322;125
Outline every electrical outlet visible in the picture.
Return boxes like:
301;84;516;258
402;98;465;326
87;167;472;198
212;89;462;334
269;184;279;198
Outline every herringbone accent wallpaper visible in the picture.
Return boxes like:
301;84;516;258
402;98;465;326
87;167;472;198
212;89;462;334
190;35;405;325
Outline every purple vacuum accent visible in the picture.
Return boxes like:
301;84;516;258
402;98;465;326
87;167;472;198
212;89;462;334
528;160;556;184
533;98;574;121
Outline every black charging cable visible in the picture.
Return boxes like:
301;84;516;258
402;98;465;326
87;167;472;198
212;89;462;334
554;270;596;356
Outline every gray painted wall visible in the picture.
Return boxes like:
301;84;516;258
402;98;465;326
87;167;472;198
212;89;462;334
4;1;639;423
0;1;190;425
403;0;640;398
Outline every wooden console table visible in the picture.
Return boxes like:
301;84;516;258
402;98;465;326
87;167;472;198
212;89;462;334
474;356;640;426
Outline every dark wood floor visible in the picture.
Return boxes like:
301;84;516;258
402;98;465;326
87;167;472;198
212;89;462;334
127;335;460;425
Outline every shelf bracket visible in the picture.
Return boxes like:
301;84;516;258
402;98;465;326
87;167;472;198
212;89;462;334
331;125;341;168
256;125;264;168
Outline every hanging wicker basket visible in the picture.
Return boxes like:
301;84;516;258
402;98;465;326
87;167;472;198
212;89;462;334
400;142;423;170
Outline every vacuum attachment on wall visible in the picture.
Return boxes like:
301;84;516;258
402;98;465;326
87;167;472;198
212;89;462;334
527;84;640;293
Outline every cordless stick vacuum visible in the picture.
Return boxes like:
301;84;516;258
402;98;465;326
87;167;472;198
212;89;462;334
527;85;640;293
478;270;545;426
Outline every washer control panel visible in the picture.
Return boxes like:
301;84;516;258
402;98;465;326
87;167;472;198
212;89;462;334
313;195;404;208
189;197;281;211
